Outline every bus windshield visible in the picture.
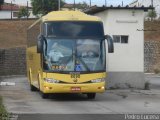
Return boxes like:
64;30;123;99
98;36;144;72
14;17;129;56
44;21;104;38
43;39;106;72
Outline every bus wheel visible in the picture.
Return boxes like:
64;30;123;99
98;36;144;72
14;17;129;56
87;93;96;99
30;84;37;91
41;92;49;99
29;71;36;91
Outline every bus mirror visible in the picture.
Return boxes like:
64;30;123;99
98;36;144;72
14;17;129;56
37;35;44;53
105;35;114;53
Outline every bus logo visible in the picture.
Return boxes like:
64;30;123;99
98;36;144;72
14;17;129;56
73;79;78;82
70;72;80;79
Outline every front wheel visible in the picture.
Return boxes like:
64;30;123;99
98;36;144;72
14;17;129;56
87;93;96;99
41;92;49;99
30;84;37;91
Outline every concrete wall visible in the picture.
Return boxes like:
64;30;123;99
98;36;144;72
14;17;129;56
94;9;145;89
144;41;160;72
0;10;36;19
0;20;36;48
0;11;12;19
0;47;26;76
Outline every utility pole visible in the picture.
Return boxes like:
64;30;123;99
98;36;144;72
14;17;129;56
151;0;153;21
74;0;75;11
58;0;61;10
27;1;29;19
151;0;153;7
11;1;12;20
90;0;91;7
122;1;123;7
105;0;107;7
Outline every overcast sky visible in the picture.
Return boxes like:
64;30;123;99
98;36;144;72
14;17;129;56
4;0;134;6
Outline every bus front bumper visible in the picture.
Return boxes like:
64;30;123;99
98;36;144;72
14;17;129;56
42;82;105;93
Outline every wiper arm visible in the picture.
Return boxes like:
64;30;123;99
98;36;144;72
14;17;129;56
77;57;90;71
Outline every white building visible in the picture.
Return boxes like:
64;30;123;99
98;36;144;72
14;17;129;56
86;6;151;89
129;0;160;18
0;3;36;19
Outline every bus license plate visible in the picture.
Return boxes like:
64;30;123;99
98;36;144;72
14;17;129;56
71;87;81;91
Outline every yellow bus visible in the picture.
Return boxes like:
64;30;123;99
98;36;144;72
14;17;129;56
27;11;114;99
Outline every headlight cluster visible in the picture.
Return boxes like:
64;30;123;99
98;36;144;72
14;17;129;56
44;78;60;83
91;78;105;83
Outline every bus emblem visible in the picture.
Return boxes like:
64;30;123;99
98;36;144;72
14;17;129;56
70;72;80;79
73;79;78;82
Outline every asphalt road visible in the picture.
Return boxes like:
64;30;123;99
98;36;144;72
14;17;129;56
0;75;160;120
146;75;160;90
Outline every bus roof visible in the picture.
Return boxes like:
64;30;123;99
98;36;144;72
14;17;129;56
41;11;101;22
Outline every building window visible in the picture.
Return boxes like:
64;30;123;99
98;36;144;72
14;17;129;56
113;35;120;43
13;12;19;17
113;35;129;44
121;36;128;43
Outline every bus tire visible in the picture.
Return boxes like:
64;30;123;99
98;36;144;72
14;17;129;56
29;71;37;91
41;92;49;99
30;84;37;91
87;93;96;99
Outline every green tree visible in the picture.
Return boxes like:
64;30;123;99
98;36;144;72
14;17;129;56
0;0;4;5
75;1;89;10
18;7;30;19
31;0;65;16
148;10;157;19
0;0;4;10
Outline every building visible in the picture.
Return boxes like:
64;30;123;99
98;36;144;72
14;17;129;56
0;2;36;19
62;4;75;11
129;0;160;18
85;6;152;89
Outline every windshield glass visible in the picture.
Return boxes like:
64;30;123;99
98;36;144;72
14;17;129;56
43;39;106;72
44;21;104;38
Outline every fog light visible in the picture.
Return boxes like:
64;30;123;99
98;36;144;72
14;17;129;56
98;86;105;89
101;86;105;89
44;86;50;90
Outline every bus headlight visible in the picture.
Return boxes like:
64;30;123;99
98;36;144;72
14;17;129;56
44;78;60;83
91;78;105;83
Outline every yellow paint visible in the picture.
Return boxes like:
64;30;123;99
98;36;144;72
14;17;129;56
42;11;101;22
45;72;106;84
43;82;105;93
